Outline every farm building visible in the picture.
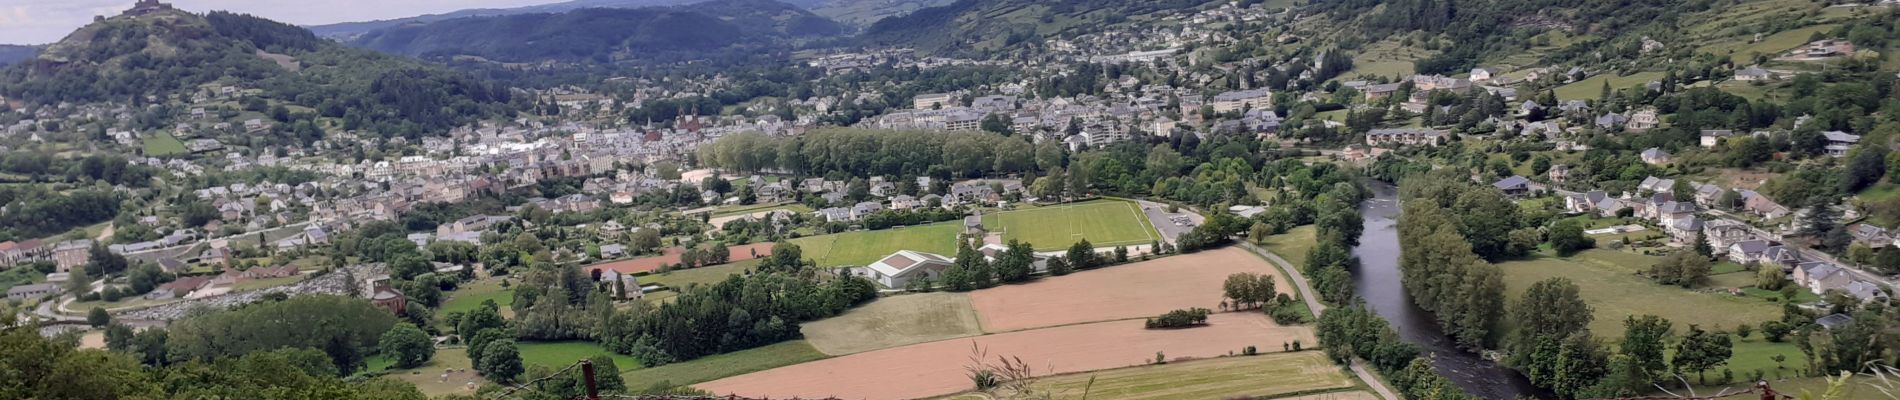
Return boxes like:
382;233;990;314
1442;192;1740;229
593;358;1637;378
865;250;954;288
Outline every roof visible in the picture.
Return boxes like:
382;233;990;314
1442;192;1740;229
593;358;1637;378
1816;313;1853;329
865;250;955;278
1492;176;1530;190
1730;240;1771;254
6;283;59;295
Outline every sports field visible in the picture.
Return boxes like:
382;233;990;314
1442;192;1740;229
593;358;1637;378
789;222;961;267
697;313;1314;400
801;292;984;355
969;247;1292;332
982;200;1160;250
1009;351;1354;400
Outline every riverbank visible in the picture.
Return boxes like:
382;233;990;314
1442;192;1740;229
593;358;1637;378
1239;242;1396;400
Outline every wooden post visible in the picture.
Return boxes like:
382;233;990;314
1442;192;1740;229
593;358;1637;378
581;359;599;400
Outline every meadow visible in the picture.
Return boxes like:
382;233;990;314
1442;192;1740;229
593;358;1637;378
1497;250;1783;338
800;292;983;355
620;340;829;388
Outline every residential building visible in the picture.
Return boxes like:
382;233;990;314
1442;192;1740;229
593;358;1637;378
6;283;60;301
1210;88;1272;113
1824;131;1860;157
1364;128;1448;147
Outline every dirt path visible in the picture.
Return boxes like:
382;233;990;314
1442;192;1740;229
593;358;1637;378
1240;242;1397;400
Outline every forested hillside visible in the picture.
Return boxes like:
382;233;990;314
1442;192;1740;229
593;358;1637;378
350;0;846;64
0;45;40;66
859;0;1219;57
306;0;705;39
0;8;516;138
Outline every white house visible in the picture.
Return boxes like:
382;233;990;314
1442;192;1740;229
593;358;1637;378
865;250;955;288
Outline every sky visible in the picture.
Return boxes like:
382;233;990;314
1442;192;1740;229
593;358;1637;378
0;0;562;45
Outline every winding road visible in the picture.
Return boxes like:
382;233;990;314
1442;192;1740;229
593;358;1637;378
1240;242;1398;400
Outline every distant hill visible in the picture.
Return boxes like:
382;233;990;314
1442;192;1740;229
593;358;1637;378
306;0;707;40
0;45;40;66
0;3;514;138
859;0;1218;56
795;0;957;27
349;0;847;63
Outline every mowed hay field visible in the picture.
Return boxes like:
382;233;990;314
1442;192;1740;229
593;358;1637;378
1011;351;1355;400
697;313;1313;400
969;247;1291;332
791;222;961;267
801;292;984;355
982;200;1160;250
1498;250;1781;337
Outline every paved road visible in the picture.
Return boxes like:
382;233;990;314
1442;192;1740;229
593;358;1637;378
1239;242;1397;400
1240;243;1326;315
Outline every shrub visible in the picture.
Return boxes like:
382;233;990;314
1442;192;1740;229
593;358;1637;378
1144;307;1211;329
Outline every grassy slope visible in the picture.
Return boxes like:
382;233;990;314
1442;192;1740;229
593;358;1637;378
142;133;188;156
1258;225;1318;269
1553;72;1668;101
641;340;829;387
799;292;982;355
517;341;642;371
440;279;515;316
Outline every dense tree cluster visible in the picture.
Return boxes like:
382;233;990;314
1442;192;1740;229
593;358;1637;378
6;317;428;400
1396;174;1511;351
699;129;1041;178
1316;304;1473;399
1144;307;1212;329
0;187;121;241
165;295;402;376
600;245;876;366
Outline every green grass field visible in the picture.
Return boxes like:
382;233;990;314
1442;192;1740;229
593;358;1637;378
1553;72;1668;101
1342;38;1432;80
982;200;1160;250
1498;250;1782;337
800;292;982;355
638;340;829;388
142;133;188;157
231;275;303;291
940;351;1357;400
440;279;515;317
517;341;642;371
641;260;755;290
1699;24;1839;64
790;222;961;267
710;203;813;219
366;350;481;397
1258;225;1318;269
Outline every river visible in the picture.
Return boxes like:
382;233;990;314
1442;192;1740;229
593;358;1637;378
1352;180;1543;399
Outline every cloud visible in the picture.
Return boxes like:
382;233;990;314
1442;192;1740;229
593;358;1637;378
0;0;559;45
